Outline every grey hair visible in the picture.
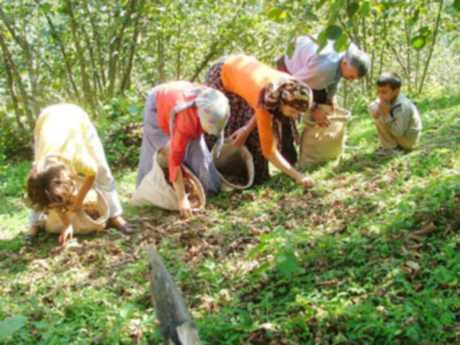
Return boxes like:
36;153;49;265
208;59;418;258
345;43;371;78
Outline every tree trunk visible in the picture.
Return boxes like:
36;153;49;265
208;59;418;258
120;0;145;94
190;3;245;82
107;0;137;97
417;0;443;94
403;13;413;93
36;0;81;99
1;49;25;130
79;17;104;99
377;17;387;77
157;32;166;82
386;40;411;81
414;49;421;88
190;41;219;82
66;0;94;107
85;0;107;89
360;16;371;95
175;22;182;80
0;31;35;128
0;7;40;115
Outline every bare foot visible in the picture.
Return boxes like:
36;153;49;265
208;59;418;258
108;216;134;235
25;225;41;244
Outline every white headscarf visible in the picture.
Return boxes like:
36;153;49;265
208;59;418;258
169;87;230;157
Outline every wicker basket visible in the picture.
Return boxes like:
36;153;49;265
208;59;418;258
45;189;109;234
212;140;255;191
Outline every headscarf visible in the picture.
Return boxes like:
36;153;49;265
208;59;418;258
259;78;313;144
261;77;313;115
169;87;230;157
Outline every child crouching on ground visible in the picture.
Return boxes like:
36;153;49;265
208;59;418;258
369;72;422;153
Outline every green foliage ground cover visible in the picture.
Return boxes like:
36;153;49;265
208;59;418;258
0;89;459;344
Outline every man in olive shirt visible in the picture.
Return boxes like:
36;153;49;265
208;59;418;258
369;72;422;152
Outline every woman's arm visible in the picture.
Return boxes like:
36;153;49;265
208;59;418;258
267;148;313;188
72;175;96;211
58;211;74;246
256;108;313;188
230;114;257;147
164;138;195;218
172;168;194;218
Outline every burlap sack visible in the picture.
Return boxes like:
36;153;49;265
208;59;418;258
212;140;255;191
132;151;206;210
45;189;109;234
298;105;351;167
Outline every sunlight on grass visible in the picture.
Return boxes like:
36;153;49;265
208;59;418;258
1;91;459;344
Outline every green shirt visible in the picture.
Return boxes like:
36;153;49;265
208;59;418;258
372;94;422;138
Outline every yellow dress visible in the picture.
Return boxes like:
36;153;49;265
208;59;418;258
30;104;123;229
34;103;99;177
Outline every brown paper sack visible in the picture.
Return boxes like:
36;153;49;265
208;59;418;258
299;105;351;167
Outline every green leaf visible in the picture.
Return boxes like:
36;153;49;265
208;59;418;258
419;26;431;37
40;3;52;13
330;0;346;18
267;8;288;22
287;38;296;57
33;321;49;330
276;250;303;279
119;304;135;318
347;1;360;17
334;33;348;52
317;29;329;52
411;35;426;50
315;0;327;10
409;9;419;26
0;316;27;340
359;1;371;16
433;266;454;285
252;262;271;276
326;25;342;40
454;0;460;11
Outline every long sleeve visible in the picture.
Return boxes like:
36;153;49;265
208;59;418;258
255;107;275;157
167;108;202;182
284;36;343;92
168;129;191;183
153;82;203;182
382;103;412;137
284;36;317;81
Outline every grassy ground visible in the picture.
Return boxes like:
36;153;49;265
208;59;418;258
1;90;459;344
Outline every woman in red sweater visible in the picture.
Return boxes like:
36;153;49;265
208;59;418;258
136;81;230;217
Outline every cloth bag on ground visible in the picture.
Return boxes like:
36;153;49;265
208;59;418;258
211;140;255;191
45;189;110;234
132;151;206;210
298;105;351;167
